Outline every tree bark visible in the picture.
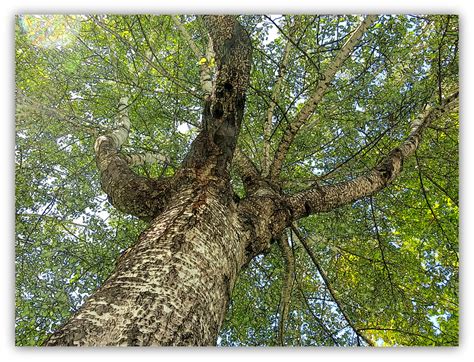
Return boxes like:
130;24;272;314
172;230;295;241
42;15;457;347
45;184;255;346
45;15;258;347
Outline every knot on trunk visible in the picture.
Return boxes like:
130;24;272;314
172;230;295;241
376;147;403;183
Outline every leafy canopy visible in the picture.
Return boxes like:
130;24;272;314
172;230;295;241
15;14;458;346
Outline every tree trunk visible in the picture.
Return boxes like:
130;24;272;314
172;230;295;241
44;16;264;347
45;184;252;346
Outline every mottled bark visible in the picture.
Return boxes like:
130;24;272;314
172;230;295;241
285;91;459;220
45;15;258;347
94;97;172;221
122;152;168;166
182;15;252;179
45;186;255;346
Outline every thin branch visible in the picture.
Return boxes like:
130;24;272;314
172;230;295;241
171;16;202;58
291;224;375;346
270;15;378;180
421;168;458;207
369;196;397;302
172;16;213;97
285;90;459;220
16;92;102;137
294;279;340;345
277;232;295;346
116;16;201;100
415;152;457;256
436;17;450;104
263;15;320;74
262;26;293;177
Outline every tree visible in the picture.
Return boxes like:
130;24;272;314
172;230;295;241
15;14;459;346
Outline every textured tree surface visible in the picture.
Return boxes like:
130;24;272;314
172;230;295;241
15;14;459;346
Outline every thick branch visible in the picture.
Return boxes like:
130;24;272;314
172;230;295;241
182;16;252;179
94;97;171;221
233;147;261;194
270;16;378;179
122;152;169;166
285;91;459;220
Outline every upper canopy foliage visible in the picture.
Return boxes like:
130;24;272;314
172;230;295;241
15;14;458;346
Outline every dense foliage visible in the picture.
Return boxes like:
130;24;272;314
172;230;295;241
15;15;458;346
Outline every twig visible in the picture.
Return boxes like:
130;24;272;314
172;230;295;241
291;224;375;346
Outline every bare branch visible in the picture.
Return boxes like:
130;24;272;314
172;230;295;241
285;90;459;220
270;16;378;179
277;232;295;346
291;224;375;346
172;16;213;97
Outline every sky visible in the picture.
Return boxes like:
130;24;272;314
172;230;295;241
3;0;474;361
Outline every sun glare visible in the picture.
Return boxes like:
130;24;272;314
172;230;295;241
18;15;81;49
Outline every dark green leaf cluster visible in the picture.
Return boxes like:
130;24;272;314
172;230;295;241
15;14;458;346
